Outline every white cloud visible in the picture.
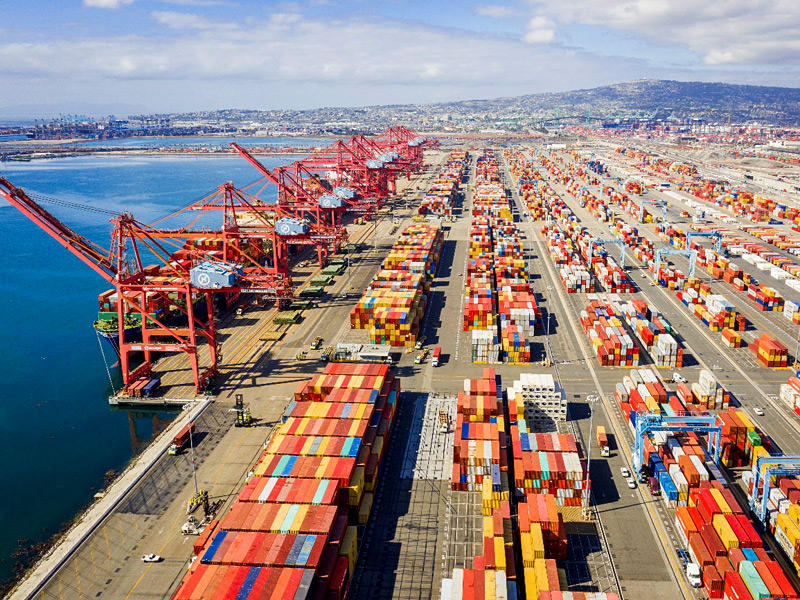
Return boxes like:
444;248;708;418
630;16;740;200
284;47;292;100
1;10;798;114
523;16;556;44
473;5;522;19
151;10;222;29
526;0;800;65
83;0;135;8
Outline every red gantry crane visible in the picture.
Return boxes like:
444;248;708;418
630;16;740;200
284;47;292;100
0;128;434;398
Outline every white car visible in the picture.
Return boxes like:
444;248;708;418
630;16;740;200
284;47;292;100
753;407;765;416
672;373;687;384
620;467;631;478
141;554;162;563
625;477;637;489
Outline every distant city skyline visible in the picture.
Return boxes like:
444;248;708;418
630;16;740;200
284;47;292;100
1;0;799;118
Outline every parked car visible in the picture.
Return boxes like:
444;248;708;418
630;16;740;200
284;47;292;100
625;477;637;489
672;373;687;383
753;407;765;416
620;467;630;478
141;554;162;563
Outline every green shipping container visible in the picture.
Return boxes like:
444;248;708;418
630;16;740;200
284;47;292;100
746;430;761;447
738;561;769;600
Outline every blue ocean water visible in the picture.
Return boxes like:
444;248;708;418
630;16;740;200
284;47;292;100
0;147;293;584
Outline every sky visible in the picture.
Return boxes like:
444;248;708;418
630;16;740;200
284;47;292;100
1;0;799;118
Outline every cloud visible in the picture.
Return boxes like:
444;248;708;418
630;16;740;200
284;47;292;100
151;10;222;29
523;16;556;44
526;0;800;65
160;0;230;5
83;0;135;8
473;4;522;19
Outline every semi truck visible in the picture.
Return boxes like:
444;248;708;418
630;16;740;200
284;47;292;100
596;426;610;457
432;346;441;367
169;422;196;455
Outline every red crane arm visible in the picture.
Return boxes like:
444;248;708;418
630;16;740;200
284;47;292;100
0;176;118;282
229;142;283;188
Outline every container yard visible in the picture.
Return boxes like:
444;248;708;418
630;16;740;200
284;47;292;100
7;128;800;600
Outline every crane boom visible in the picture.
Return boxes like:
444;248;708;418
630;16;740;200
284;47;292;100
0;176;118;281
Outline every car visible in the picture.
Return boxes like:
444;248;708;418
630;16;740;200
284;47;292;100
672;373;687;384
625;477;637;489
141;554;162;563
310;337;323;350
754;407;765;416
414;335;426;350
620;467;630;478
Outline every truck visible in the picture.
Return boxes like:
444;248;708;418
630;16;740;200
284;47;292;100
685;562;702;588
596;426;610;457
432;346;441;367
169;422;196;455
648;476;661;496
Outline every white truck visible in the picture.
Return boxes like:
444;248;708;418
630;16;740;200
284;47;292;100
686;562;702;588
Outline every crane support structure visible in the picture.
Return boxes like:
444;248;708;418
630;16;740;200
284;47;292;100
639;198;667;223
632;412;722;473
655;247;697;280
588;237;626;269
686;230;724;255
749;455;800;522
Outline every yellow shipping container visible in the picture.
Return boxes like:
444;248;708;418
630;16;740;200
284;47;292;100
340;526;358;576
521;531;534;568
483;516;494;539
358;492;373;524
778;513;800;552
535;559;549;592
712;513;739;550
290;505;309;534
735;411;755;431
494;537;506;570
347;466;364;506
524;567;538;600
485;569;497;600
710;489;732;514
531;523;545;559
788;504;800;528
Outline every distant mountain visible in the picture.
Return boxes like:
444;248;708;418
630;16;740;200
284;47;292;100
432;79;800;125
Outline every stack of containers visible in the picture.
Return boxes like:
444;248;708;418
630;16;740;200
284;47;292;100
350;224;443;346
579;300;639;366
614;368;667;417
507;373;567;428
618;299;684;368
509;428;587;507
673;369;728;411
749;333;789;368
468;150;538;364
785;300;800;325
172;363;400;600
418;151;466;217
779;375;800;416
444;369;517;599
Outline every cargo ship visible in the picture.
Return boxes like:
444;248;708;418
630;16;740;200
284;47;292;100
93;290;239;357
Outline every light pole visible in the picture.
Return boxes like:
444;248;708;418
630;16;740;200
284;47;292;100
583;394;599;520
545;285;554;365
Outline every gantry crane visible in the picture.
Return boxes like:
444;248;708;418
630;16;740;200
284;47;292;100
748;455;800;522
632;412;722;473
654;247;697;280
686;230;724;255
